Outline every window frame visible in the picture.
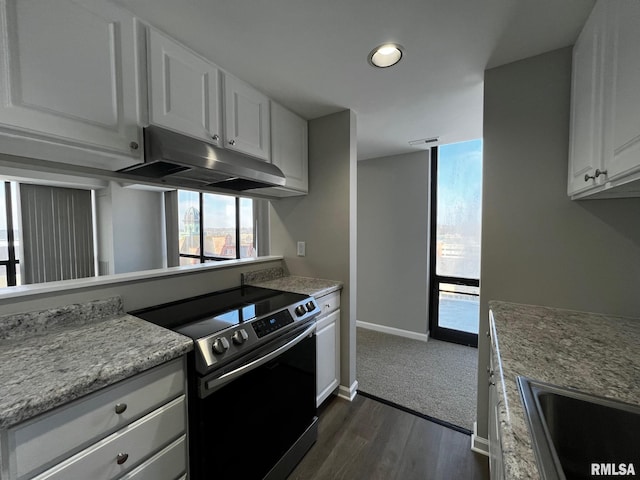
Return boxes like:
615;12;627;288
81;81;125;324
178;191;254;263
428;145;481;347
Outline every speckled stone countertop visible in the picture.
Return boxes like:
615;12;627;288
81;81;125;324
245;270;342;298
489;301;640;479
0;297;192;429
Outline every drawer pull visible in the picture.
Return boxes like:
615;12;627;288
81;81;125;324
116;452;129;465
114;403;127;414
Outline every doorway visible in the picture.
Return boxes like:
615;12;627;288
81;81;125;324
429;140;483;347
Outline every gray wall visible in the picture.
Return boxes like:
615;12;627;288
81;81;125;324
477;46;640;438
270;109;358;390
357;151;430;334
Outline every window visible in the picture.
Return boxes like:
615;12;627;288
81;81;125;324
177;191;255;264
0;181;20;287
1;181;96;287
429;139;483;346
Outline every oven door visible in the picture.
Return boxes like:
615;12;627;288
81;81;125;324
189;321;317;480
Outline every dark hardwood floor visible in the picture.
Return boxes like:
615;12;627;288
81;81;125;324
289;394;489;480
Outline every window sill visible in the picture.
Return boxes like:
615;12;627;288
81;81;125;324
0;256;283;301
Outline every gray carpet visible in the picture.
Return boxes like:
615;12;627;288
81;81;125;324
356;327;478;432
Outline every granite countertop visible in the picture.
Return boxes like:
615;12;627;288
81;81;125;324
0;297;193;429
243;267;342;298
250;276;342;298
489;301;640;480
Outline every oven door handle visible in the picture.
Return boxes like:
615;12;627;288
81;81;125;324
204;322;316;394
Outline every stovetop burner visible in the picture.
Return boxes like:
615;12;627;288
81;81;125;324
130;285;319;375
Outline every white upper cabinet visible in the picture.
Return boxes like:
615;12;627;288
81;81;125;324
602;0;640;182
568;1;607;196
147;27;222;146
0;0;142;169
223;74;271;161
568;0;640;199
270;102;308;194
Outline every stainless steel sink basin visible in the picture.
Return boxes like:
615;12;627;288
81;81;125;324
517;377;640;480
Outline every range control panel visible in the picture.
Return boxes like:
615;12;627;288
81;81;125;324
252;310;294;338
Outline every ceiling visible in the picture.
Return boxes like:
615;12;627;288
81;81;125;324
114;0;595;160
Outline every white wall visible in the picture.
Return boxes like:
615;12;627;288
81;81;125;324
477;46;640;438
270;109;358;392
96;182;167;275
357;151;430;335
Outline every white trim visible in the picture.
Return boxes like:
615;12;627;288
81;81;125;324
471;421;489;456
337;381;358;402
0;256;283;301
356;320;430;342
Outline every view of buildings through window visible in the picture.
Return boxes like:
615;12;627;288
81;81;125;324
178;190;254;264
434;139;482;336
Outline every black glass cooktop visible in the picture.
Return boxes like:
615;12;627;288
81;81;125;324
130;285;310;339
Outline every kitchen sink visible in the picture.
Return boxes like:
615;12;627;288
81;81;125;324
517;377;640;480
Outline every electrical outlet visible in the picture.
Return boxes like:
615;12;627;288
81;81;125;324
297;241;306;257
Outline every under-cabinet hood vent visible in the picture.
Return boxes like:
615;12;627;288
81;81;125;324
119;126;286;191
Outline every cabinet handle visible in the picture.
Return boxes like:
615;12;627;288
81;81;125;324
485;331;490;338
584;173;596;181
229;139;236;146
114;403;127;414
212;134;220;141
489;380;496;386
487;367;494;376
129;141;139;150
595;168;608;178
116;452;129;465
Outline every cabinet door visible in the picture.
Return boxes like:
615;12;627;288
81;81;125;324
567;1;607;196
0;0;140;161
271;102;308;192
147;27;221;145
223;74;270;161
602;0;640;181
316;309;340;407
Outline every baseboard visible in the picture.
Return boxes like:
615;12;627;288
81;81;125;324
356;320;430;342
337;380;358;401
470;421;489;456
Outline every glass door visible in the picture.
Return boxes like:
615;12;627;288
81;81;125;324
429;140;482;346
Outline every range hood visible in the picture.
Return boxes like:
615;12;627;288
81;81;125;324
119;125;286;191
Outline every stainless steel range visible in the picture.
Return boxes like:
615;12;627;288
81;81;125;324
131;285;320;480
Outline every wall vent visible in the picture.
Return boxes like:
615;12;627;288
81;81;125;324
409;137;440;146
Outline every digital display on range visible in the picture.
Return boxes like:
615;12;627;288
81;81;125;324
252;310;294;338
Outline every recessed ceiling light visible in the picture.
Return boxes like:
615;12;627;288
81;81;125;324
368;43;404;68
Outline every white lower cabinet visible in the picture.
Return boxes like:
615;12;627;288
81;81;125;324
315;290;341;407
2;358;187;480
120;436;187;480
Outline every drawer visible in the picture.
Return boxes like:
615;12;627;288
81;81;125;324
11;358;184;479
316;308;340;331
32;395;186;480
119;435;187;480
317;290;340;317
